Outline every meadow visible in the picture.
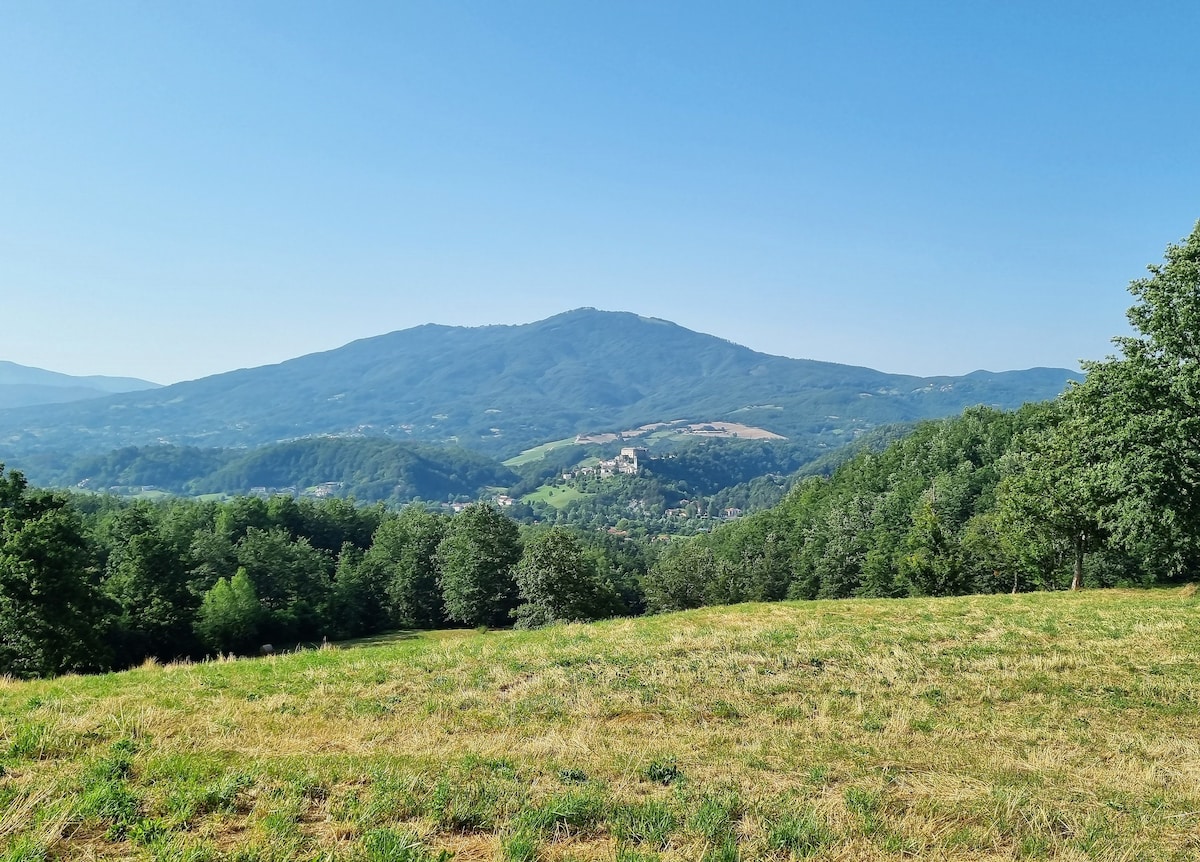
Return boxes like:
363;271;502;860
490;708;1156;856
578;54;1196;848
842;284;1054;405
2;588;1198;861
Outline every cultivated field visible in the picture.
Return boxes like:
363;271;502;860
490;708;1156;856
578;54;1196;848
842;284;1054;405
2;589;1198;860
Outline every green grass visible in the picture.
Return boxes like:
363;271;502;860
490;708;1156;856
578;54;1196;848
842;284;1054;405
2;588;1200;860
501;437;581;467
519;484;591;509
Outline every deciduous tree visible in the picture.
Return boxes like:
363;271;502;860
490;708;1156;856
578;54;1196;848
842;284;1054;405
1066;220;1200;578
436;504;520;626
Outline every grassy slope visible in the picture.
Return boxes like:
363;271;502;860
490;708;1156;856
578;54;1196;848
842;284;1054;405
520;485;592;509
2;589;1199;861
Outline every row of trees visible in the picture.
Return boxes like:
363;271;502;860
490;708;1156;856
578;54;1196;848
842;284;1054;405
642;222;1200;609
0;488;649;677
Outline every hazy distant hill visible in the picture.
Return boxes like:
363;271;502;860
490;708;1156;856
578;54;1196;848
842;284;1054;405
0;309;1080;459
0;360;159;409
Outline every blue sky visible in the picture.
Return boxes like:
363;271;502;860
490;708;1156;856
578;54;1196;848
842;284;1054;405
3;2;1198;384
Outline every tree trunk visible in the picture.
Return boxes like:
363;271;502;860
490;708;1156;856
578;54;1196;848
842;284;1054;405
1071;533;1084;591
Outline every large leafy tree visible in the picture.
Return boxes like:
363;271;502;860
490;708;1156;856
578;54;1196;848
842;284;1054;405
1067;221;1200;578
194;567;262;654
513;527;620;627
436;504;520;627
996;402;1107;590
0;467;109;677
234;526;331;642
359;507;447;629
101;503;195;663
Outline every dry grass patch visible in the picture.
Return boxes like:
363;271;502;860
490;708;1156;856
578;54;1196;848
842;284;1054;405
2;589;1199;860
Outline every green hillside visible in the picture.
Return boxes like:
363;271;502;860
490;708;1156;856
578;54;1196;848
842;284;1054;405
18;439;518;505
2;589;1197;861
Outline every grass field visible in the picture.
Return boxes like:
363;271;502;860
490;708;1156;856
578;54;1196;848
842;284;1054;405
520;485;591;510
2;589;1199;860
502;439;582;468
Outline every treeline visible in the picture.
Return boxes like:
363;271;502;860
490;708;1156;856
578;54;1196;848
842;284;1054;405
642;222;1200;610
0;483;649;678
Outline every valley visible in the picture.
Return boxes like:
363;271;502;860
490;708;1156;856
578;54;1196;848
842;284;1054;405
0;310;1079;533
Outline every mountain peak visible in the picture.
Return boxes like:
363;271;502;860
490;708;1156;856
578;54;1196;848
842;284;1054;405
0;311;1081;459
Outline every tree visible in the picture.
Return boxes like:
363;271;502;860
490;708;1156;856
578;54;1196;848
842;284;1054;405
643;542;719;613
513;528;619;627
896;494;963;596
101;503;195;663
0;468;109;677
234;526;332;642
1066;220;1200;578
996;404;1106;590
360;507;446;629
194;567;261;654
436;504;521;626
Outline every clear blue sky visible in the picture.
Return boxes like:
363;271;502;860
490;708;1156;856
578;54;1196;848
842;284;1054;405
3;1;1198;384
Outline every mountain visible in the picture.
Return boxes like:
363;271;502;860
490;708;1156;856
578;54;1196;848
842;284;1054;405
0;309;1081;460
0;360;160;409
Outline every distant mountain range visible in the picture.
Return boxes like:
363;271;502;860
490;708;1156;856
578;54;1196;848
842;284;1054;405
0;309;1081;461
0;361;160;410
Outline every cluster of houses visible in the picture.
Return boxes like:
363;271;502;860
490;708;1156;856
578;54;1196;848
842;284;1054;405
664;503;744;520
561;447;648;480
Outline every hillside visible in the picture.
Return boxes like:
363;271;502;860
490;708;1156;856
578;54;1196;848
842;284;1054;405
0;360;159;409
19;438;517;505
1;589;1195;860
0;309;1080;460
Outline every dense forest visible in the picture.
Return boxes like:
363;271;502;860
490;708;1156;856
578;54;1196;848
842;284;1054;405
0;485;651;678
2;222;1199;678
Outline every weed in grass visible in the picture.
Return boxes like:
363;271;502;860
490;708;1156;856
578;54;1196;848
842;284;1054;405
361;828;452;862
429;777;503;832
289;773;330;801
843;786;882;834
688;787;743;844
640;756;682;785
128;816;171;845
699;836;740;862
6;722;60;760
612;800;677;849
556;767;588;784
1;836;47;862
501;830;540;862
262;805;302;834
515;786;607;838
859;712;885;732
766;810;834;858
81;779;142;840
711;699;741;720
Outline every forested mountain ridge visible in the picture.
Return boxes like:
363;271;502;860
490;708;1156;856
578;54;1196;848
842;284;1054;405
0;360;159;409
0;310;1080;459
